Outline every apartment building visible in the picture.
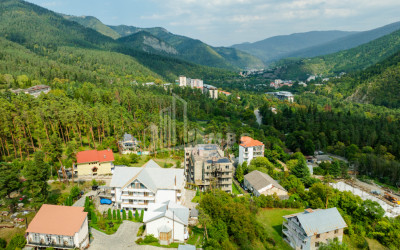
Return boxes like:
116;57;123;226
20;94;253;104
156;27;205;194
282;208;347;250
184;144;233;193
26;205;89;249
110;160;185;211
238;136;264;165
74;149;114;177
203;84;219;99
266;91;295;103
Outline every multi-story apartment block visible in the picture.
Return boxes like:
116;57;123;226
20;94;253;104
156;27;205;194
282;208;347;250
75;149;114;177
190;79;204;88
110;160;185;211
184;144;233;193
238;136;264;165
26;205;89;249
179;76;188;87
203;84;219;99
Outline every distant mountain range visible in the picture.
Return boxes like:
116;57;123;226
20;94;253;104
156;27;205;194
62;15;264;70
232;22;400;64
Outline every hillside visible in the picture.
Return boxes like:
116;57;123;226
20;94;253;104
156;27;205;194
274;28;400;80
0;0;233;82
63;15;121;39
117;31;178;55
286;21;400;59
231;31;356;64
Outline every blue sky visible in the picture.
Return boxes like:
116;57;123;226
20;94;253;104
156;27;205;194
27;0;400;46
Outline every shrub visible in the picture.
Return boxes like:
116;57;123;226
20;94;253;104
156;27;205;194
143;234;158;244
107;208;112;220
135;210;139;220
135;238;143;244
91;211;97;224
122;209;126;220
137;225;146;237
6;234;26;250
128;210;133;220
0;238;6;248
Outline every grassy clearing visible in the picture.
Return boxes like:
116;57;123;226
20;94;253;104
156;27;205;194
187;226;204;248
257;208;304;250
232;182;242;195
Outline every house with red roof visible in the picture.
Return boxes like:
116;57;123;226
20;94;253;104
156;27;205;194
239;136;264;165
26;204;89;249
74;149;114;177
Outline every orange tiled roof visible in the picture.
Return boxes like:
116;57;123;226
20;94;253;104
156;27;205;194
240;136;264;147
26;204;87;236
76;149;114;164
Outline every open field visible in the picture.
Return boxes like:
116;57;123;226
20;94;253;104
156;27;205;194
257;208;304;250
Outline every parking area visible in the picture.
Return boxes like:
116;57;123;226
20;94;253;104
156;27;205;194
89;221;171;250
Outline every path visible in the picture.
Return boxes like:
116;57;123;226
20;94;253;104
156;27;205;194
233;178;247;194
277;160;288;172
254;109;262;126
183;189;197;209
73;191;96;207
90;221;172;249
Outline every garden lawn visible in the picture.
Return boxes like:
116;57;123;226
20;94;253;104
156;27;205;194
257;208;304;250
232;182;242;195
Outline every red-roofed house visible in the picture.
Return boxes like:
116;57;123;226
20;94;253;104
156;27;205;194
75;149;114;176
239;136;264;165
26;204;89;249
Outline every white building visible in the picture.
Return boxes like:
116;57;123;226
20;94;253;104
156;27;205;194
26;204;89;249
266;91;294;103
143;201;189;244
110;160;185;211
190;79;203;88
238;136;264;165
179;76;188;87
203;84;218;99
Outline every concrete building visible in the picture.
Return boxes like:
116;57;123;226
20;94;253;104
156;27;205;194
184;144;233;193
11;85;51;98
244;170;288;198
203;84;219;99
74;149;114;177
26;204;89;249
266;91;295;103
110;160;185;211
143;201;189;244
282;208;347;250
179;76;188;87
190;79;203;88
238;136;264;165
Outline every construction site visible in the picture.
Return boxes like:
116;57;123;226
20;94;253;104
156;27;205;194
331;179;400;218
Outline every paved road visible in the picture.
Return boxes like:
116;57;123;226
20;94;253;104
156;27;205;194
73;191;96;207
89;221;172;249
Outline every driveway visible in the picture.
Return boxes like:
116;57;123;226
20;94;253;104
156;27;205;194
89;221;172;250
73;191;96;207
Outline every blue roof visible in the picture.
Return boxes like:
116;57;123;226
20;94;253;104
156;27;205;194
293;208;347;236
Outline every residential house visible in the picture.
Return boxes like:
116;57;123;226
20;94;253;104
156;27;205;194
143;201;189;244
282;207;347;250
203;84;219;99
11;85;51;98
239;136;264;165
184;144;233;193
119;133;139;154
75;149;114;177
243;170;288;198
110;160;185;211
26;204;89;249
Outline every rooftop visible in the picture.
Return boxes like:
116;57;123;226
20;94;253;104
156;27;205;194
143;201;189;225
244;170;286;192
26;204;87;236
283;207;347;236
76;149;114;164
240;136;264;147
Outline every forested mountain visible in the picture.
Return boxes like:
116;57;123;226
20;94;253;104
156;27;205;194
285;21;400;59
231;31;357;63
66;16;265;70
0;0;234;83
274;28;400;80
63;15;121;39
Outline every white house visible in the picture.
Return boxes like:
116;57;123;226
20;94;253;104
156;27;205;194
25;204;89;249
243;170;288;198
110;160;185;211
119;133;139;154
239;136;264;165
143;201;189;244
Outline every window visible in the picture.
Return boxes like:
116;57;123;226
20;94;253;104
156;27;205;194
315;242;319;247
334;229;339;234
225;166;229;169
316;234;320;239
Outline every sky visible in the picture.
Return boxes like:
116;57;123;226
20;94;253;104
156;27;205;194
27;0;400;46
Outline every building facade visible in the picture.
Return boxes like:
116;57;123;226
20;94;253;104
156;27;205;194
185;144;233;193
144;201;189;244
119;133;139;154
282;208;347;250
243;170;288;198
238;136;264;165
266;91;294;103
203;84;219;99
11;85;51;98
75;149;114;177
26;205;89;250
110;160;185;211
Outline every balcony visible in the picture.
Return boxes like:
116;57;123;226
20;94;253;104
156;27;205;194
27;241;74;249
283;221;306;241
